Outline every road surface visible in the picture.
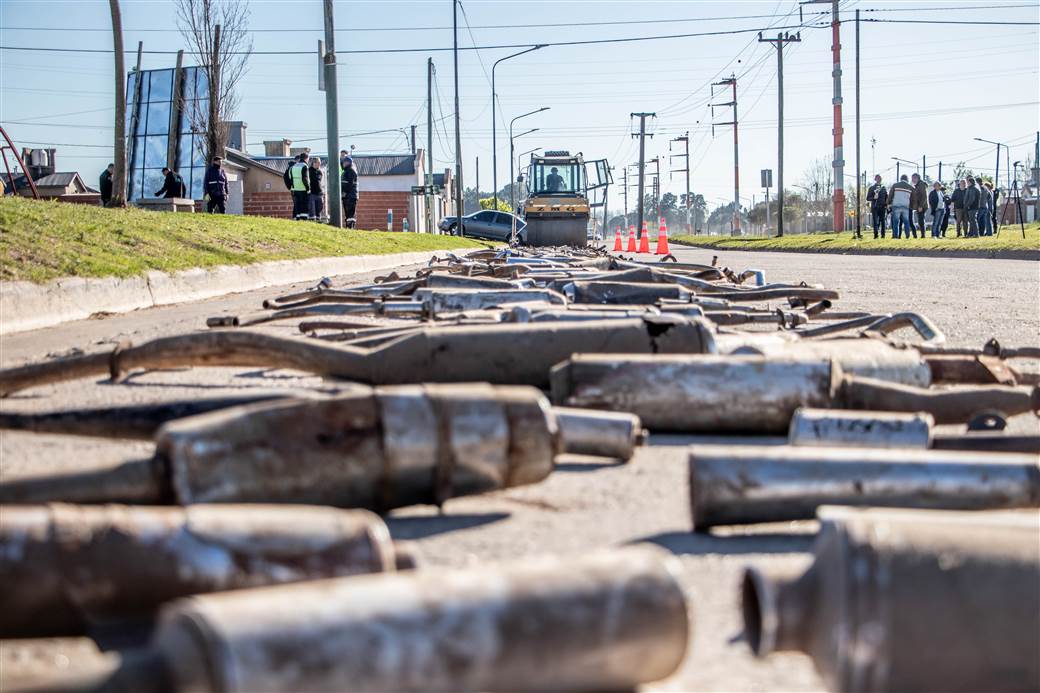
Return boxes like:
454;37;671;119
1;248;1037;691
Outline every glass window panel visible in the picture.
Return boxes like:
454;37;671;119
131;135;145;172
191;167;206;199
192;139;208;167
148;69;173;103
177;134;194;169
145;101;171;135
142;169;165;197
129;168;144;201
137;72;149;104
181;100;206;134
195;68;209;98
144;135;168;169
127;72;138;106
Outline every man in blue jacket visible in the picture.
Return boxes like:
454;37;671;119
203;157;228;213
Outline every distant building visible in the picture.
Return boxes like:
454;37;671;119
6;148;99;203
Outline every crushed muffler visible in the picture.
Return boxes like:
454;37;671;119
688;445;1039;528
742;506;1039;692
551;354;1039;432
112;547;689;692
0;384;560;509
0;503;411;639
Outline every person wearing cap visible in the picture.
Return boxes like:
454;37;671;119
203;157;228;213
287;152;311;220
341;155;359;227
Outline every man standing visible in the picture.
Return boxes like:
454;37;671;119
155;167;186;198
99;164;114;207
978;181;994;236
308;157;325;221
341;156;359;228
963;176;980;237
910;173;928;240
287;152;311;220
866;174;888;238
928;181;945;239
203;157;228;213
950;179;966;237
888;174;914;240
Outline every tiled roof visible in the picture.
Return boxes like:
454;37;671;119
245;152;417;177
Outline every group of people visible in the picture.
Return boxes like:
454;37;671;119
283;150;359;225
866;172;1001;239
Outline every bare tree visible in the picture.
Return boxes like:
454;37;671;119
109;0;127;207
176;0;252;162
799;156;833;220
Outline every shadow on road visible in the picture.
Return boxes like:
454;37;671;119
633;530;815;556
386;512;510;539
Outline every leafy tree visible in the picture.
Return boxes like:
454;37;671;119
479;197;511;212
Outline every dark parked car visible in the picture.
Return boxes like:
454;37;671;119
439;210;527;243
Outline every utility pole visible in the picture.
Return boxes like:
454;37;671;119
630;112;655;238
322;0;342;227
452;0;464;231
426;58;434;234
711;76;740;234
855;8;861;237
475;156;479;202
208;23;222;162
759;31;801;237
670;132;691;232
410;125;417;155
108;0;127;207
622;166;629;224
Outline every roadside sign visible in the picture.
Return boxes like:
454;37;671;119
761;169;773;188
411;185;442;195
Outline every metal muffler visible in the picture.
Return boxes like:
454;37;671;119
0;504;410;639
0;384;560;509
118;547;688;692
551;354;1039;432
688;445;1040;528
743;507;1040;692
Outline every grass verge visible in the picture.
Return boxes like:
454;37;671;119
673;223;1040;256
0;196;490;283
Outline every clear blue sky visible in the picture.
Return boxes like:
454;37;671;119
2;0;1037;211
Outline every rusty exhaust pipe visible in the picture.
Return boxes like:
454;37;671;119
688;445;1039;529
115;547;689;692
0;504;410;639
0;384;561;509
743;506;1039;692
0;318;716;397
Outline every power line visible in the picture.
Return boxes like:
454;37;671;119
865;18;1039;26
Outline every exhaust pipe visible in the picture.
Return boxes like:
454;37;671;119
0;504;410;639
0;384;560;509
688;445;1040;529
117;548;689;692
743;506;1039;692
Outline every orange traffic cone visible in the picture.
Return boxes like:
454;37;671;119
638;222;650;253
613;227;623;251
626;225;637;252
655;217;670;255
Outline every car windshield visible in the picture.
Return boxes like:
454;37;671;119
529;161;582;195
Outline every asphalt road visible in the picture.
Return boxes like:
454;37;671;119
1;247;1037;691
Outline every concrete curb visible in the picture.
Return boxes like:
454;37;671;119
671;240;1040;262
0;248;477;335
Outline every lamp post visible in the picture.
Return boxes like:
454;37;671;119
492;45;545;209
973;137;1008;189
508;108;549;212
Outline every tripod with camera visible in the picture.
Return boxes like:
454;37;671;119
996;161;1026;239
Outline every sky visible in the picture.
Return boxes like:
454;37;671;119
2;0;1038;214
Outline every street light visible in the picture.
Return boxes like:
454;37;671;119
973;137;1009;189
491;45;546;208
891;156;917;181
509;107;549;212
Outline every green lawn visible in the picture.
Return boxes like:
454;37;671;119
673;223;1040;255
0;196;489;283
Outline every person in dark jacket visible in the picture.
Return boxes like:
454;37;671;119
963;177;981;237
99;164;114;207
910;173;927;239
866;174;888;238
155;168;186;198
203;157;229;213
939;184;952;237
341;156;359;228
950;180;966;237
308;157;325;221
928;182;945;239
977;180;993;236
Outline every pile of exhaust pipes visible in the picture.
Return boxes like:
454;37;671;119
0;246;1037;692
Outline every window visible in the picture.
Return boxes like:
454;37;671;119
530;160;582;195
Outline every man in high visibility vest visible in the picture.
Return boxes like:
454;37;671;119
284;152;311;220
